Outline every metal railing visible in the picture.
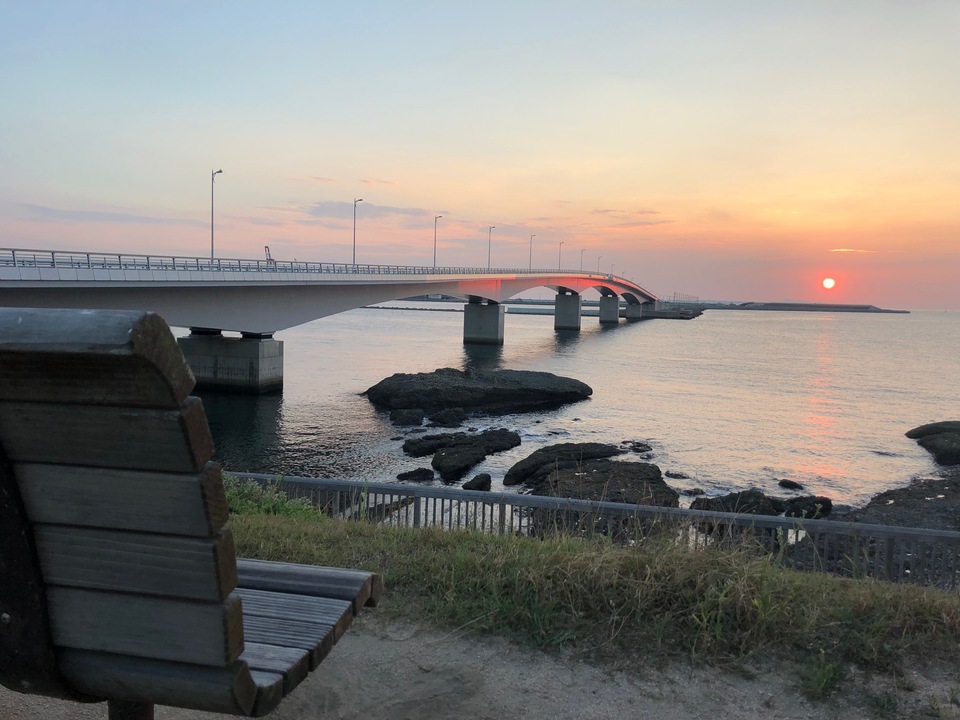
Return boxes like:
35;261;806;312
0;247;603;279
234;472;960;590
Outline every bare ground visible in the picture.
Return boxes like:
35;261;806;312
3;615;959;720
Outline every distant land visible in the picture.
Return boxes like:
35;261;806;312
703;302;909;314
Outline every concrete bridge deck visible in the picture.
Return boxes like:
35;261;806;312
0;248;662;392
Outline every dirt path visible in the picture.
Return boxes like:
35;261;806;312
3;615;958;720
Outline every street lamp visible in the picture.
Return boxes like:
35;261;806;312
487;226;495;269
352;198;363;266
433;215;442;268
210;169;222;259
610;262;615;276
597;255;602;272
529;234;535;270
558;241;564;270
580;248;585;271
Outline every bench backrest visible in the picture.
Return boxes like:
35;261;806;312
0;308;257;713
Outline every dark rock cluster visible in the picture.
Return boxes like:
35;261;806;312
690;488;832;519
367;367;592;423
402;428;521;482
906;421;960;466
503;442;624;486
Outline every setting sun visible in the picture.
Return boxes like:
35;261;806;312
822;278;836;289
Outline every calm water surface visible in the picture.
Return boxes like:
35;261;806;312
196;308;960;507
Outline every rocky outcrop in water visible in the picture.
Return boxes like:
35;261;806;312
397;468;434;483
366;367;592;415
532;459;679;507
401;428;521;482
503;442;624;487
906;421;960;466
690;488;832;518
462;473;492;491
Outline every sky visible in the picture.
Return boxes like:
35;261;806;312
1;1;958;309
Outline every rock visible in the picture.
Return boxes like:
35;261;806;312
428;408;467;428
905;421;960;466
532;459;679;507
782;495;832;518
916;433;960;466
778;478;804;491
840;474;960;530
691;489;778;515
390;408;425;426
905;421;960;439
680;488;706;496
365;367;592;414
503;442;624;486
665;470;689;480
622;440;654;454
462;473;492;491
397;468;434;483
690;489;832;519
424;429;520;482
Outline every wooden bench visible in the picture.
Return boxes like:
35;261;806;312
0;308;382;718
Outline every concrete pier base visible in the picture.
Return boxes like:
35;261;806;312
624;303;644;320
463;300;504;345
554;292;582;331
177;330;284;393
599;295;620;324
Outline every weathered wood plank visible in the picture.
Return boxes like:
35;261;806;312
241;614;338;671
0;309;193;407
35;527;237;601
236;558;382;614
47;589;243;666
237;588;354;643
248;671;284;718
0;448;85;700
16;462;228;536
58;650;257;716
0;398;214;472
239;643;308;695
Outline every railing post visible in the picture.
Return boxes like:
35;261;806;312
413;496;421;528
498;501;507;534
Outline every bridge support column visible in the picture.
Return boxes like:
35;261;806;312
599;295;620;324
463;299;504;345
554;292;582;331
177;329;284;394
624;303;643;320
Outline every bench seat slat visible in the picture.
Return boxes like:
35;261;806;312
35;526;237;601
0;398;213;472
242;615;343;671
58;650;258;716
47;589;244;666
236;558;382;613
0;309;194;408
239;643;309;696
15;463;227;536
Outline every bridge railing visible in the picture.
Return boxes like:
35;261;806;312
0;247;599;278
232;472;960;591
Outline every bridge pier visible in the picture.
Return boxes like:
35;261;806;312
624;303;644;320
177;329;284;394
463;298;504;345
599;295;620;324
554;291;582;331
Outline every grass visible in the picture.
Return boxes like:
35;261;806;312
224;476;960;697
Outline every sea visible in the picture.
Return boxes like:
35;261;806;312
193;305;960;508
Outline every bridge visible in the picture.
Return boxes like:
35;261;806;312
0;248;659;392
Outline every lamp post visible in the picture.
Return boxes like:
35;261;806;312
352;198;363;266
210;169;222;259
558;241;564;270
597;255;602;272
610;262;615;276
580;248;585;271
433;215;442;268
487;226;495;269
529;234;535;270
